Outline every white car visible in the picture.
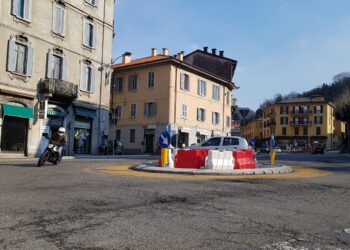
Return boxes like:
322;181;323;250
189;136;249;151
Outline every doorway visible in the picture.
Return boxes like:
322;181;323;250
1;116;27;153
144;129;155;154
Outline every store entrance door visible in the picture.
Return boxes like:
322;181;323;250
144;129;155;154
1;116;27;153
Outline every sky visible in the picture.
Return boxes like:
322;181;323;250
112;0;350;111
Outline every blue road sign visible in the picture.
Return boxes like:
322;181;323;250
159;131;171;148
270;134;275;148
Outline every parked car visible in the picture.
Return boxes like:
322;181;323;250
312;144;325;154
259;144;270;154
188;136;249;151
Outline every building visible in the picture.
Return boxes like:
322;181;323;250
110;48;236;154
242;118;263;142
261;96;343;149
0;0;114;156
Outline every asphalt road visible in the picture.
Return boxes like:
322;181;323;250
0;153;349;250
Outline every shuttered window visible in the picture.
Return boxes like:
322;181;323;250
83;19;97;48
212;112;220;124
148;72;155;88
197;79;206;96
52;4;66;36
85;0;99;7
180;73;190;91
212;85;220;101
128;75;138;91
197;108;206;122
144;102;157;117
12;0;31;21
46;52;67;80
80;61;96;92
7;39;34;77
130;104;136;118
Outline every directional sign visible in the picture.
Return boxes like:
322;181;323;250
159;131;170;148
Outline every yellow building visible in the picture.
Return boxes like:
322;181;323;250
262;96;343;150
110;48;236;154
242;118;263;141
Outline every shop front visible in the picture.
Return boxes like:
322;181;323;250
73;106;96;154
144;128;155;154
0;103;33;155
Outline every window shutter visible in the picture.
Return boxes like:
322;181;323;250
180;73;184;89
95;0;99;6
204;81;207;96
80;63;87;91
92;24;97;48
90;67;96;92
203;109;206;121
197;108;200;121
218;114;220;124
197;80;200;95
212;112;214;124
53;6;59;33
84;22;90;46
128;76;132;91
12;0;19;16
60;8;65;35
320;105;323;113
46;52;53;78
26;46;34;76
144;103;147;116
24;0;31;21
61;56;68;81
153;103;157;116
7;39;16;72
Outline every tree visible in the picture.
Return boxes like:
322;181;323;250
334;82;350;152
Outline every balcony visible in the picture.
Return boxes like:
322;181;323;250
289;121;313;126
290;110;313;115
38;78;78;99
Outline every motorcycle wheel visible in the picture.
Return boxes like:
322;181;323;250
38;151;49;167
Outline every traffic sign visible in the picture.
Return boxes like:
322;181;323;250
159;131;171;148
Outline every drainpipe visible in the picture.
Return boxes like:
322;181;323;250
174;66;178;147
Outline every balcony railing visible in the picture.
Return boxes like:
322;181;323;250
290;110;313;115
38;78;78;99
289;121;313;126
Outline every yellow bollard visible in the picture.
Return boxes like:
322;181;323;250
270;149;276;166
161;148;169;167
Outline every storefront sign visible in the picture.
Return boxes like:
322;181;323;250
143;125;156;129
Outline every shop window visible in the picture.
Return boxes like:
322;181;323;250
74;120;91;154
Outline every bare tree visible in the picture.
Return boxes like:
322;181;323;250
334;84;350;152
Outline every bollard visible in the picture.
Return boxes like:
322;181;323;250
270;149;276;166
161;148;169;167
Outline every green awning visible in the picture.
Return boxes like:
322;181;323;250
2;104;34;119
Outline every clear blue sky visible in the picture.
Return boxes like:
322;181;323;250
113;0;350;111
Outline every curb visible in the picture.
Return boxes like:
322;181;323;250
130;164;294;176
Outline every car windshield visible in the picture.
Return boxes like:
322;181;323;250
222;137;239;146
201;137;221;146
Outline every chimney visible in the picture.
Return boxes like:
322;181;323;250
122;52;132;64
212;48;217;55
178;51;184;61
151;48;157;56
203;46;208;53
219;50;224;57
162;48;169;56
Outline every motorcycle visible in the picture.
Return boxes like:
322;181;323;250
38;142;60;167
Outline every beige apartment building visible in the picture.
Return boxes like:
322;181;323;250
0;0;114;156
110;48;236;154
242;118;263;142
261;96;344;149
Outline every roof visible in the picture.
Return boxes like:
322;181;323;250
112;55;171;69
112;54;236;90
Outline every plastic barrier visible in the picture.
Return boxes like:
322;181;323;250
174;149;209;169
205;150;235;170
158;148;175;168
233;149;256;169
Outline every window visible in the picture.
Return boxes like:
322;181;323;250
293;117;300;125
85;0;98;7
226;116;231;128
280;117;288;125
295;127;299;136
197;108;206;121
12;0;31;21
212;85;220;101
115;105;121;119
148;72;155;88
197;79;206;96
115;129;121;141
316;127;321;135
144;102;157;117
52;3;66;36
294;106;299;113
303;127;308;136
128;74;138;91
7;38;34;76
202;137;221;147
302;117;308;124
280;106;289;114
182;104;187;119
223;137;239;146
282;127;287;136
80;60;96;92
314;116;323;125
83;19;96;48
46;51;67;80
212;112;220;124
180;73;190;91
130;129;135;143
314;105;323;114
130;103;136;118
113;77;123;92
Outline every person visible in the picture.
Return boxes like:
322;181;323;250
50;127;67;161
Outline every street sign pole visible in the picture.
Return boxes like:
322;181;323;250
159;131;171;167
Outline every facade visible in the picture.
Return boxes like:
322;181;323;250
0;0;114;156
242;118;263;142
231;107;255;136
110;48;236;154
261;96;343;149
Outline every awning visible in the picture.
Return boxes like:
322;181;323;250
74;107;96;119
2;104;34;119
